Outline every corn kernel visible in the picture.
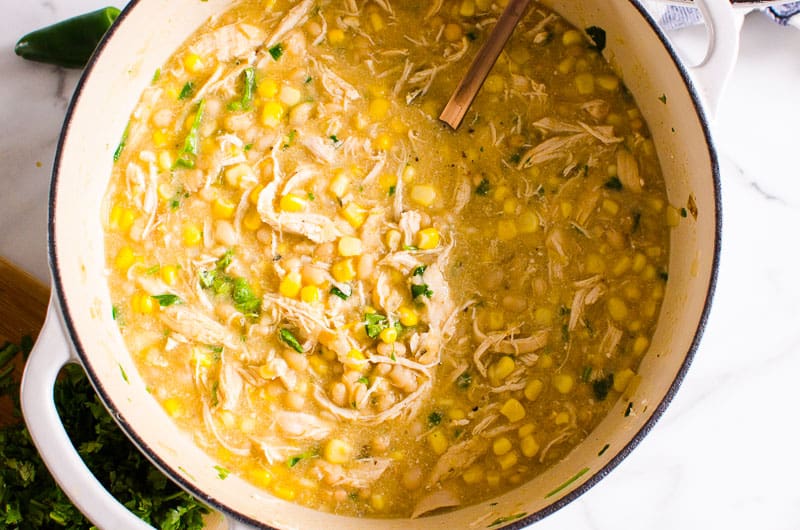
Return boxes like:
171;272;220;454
379;327;397;343
449;408;466;420
341;202;367;229
518;423;535;438
597;74;620;91
374;133;392;150
538;354;554;369
243;209;262;231
553;374;574;394
212;197;236;219
524;379;543;401
560;200;573;218
497;450;518;470
607;297;629;321
586;253;605;274
378;172;397;191
497;219;517;241
398;306;419;327
402;165;416;182
517;210;539;234
328;169;350;198
444;23;463;42
410;185;437;206
558;56;576;75
160;265;179;286
493;437;513;456
328;28;346;45
427;429;448;455
613;256;632;276
119;208;137;233
273;484;296;501
460;0;476;17
257;78;278;99
500;398;526;423
224;163;254;188
338;236;363;257
493;356;516;381
300;285;321;303
614;368;636;392
280;193;307;212
280;271;302;298
323;438;352;464
492;185;510;202
247;467;273;488
484;74;504;93
555;411;570;425
152;128;168;147
486;470;501;487
632;335;649;355
666;205;682;227
520;435;539;458
370;494;386;511
261;100;285;128
562;29;584;47
602;198;620;215
347;349;366;362
416;228;440;250
574;73;595;95
369;98;390;121
183;53;204;73
332;259;356;282
114;246;135;270
384;229;401;250
162;397;182;417
462;465;484;484
132;292;155;314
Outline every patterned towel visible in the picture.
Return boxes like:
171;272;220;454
643;1;800;30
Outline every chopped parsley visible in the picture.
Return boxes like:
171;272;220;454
411;265;427;277
268;43;284;60
151;294;182;307
279;328;304;353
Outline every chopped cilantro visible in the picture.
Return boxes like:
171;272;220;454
357;376;369;386
658;93;667;104
145;264;160;275
113;122;129;163
365;312;388;339
585;26;606;52
581;365;592;383
330;285;351;300
329;134;340;144
592;373;614;401
231;277;260;316
412;265;427;277
268;43;284;60
598;443;610;456
151;294;182;307
427;411;443;426
307;192;315;201
244;143;254;151
213;465;230;479
279;328;304;353
604;176;623;190
411;283;433;299
388;185;396;196
287;450;317;468
111;305;119;321
152;68;161;83
174;99;205;169
456;371;472;389
178;81;194;100
466;30;478;41
476;177;491;196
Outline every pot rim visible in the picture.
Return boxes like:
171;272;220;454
46;1;722;527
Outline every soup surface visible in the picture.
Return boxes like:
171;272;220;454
104;0;675;518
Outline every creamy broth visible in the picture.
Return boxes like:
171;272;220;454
104;0;675;518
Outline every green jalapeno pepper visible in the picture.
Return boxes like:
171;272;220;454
14;7;120;69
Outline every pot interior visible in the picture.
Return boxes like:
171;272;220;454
50;0;718;527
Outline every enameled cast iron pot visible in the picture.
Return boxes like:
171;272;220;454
21;0;738;528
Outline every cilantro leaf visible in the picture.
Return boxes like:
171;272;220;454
279;328;304;353
151;294;182;307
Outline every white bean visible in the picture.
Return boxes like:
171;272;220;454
402;467;423;490
357;254;375;280
502;294;527;313
152;108;172;128
215;220;238;247
283;350;309;372
290;102;314;126
330;382;347;407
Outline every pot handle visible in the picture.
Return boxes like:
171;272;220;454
21;298;153;530
687;0;742;117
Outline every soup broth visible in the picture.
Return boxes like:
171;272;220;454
104;0;673;518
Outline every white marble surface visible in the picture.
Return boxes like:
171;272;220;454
2;1;800;529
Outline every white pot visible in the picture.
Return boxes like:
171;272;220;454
21;1;738;528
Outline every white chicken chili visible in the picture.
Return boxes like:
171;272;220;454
104;0;676;518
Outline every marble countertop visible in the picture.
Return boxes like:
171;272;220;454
2;1;799;528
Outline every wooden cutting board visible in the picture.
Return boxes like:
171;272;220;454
0;256;50;426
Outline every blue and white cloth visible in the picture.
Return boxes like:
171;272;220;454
644;1;800;30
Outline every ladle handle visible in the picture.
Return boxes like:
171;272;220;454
439;0;531;129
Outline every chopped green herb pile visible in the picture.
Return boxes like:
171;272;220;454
0;338;209;529
199;250;262;317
